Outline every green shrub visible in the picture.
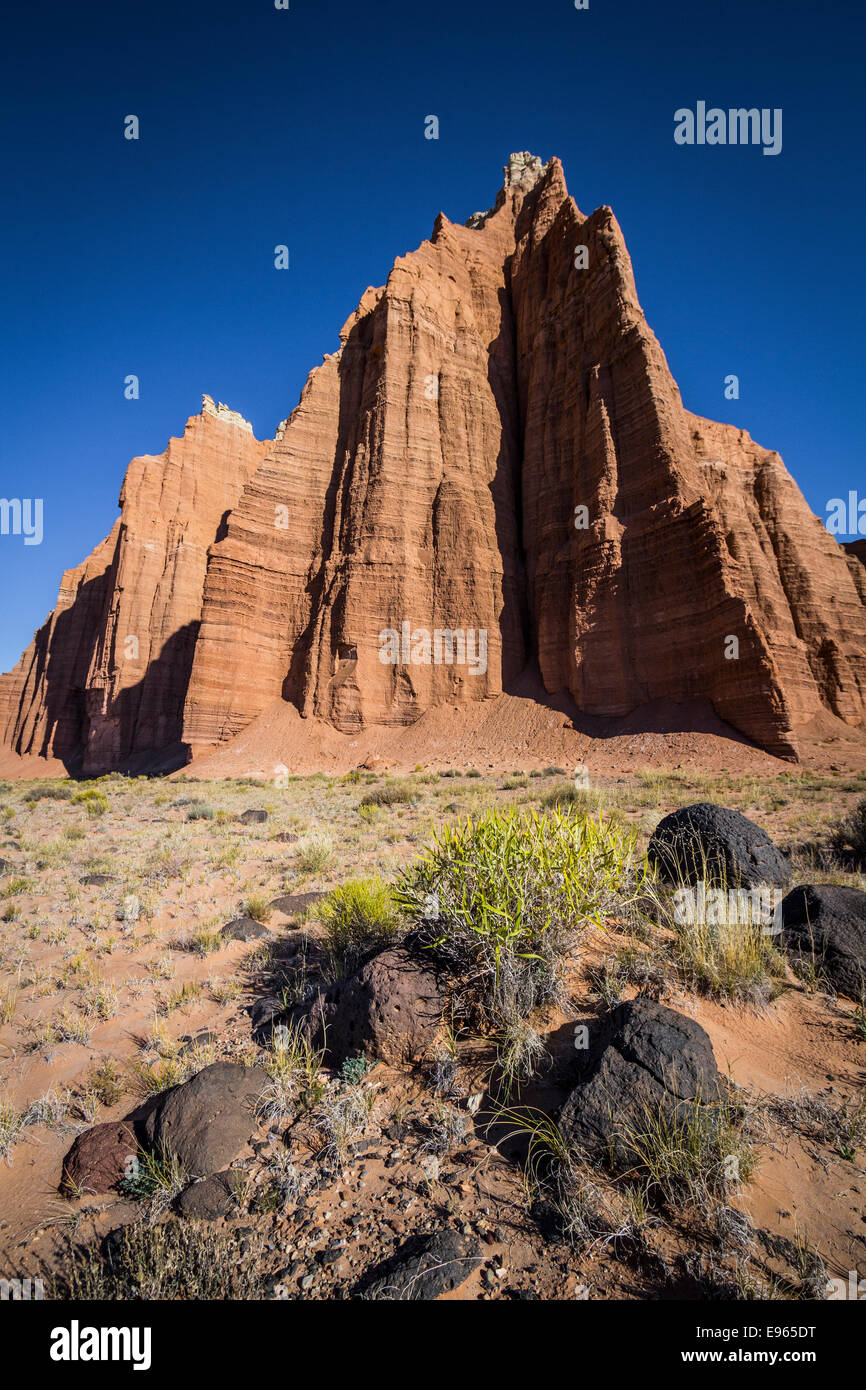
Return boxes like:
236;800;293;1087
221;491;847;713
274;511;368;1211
22;783;73;802
541;782;604;813
243;893;273;924
72;788;109;816
396;806;642;1027
186;803;215;821
340;1055;373;1085
316;875;401;964
295;832;335;874
359;779;415;808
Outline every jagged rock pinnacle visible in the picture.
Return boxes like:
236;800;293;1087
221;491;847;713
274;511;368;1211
466;151;549;228
503;150;548;192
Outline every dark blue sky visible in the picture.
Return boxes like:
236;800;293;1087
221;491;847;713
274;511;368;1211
1;0;863;671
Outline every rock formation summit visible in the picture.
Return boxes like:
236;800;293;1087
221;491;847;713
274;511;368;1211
2;153;864;773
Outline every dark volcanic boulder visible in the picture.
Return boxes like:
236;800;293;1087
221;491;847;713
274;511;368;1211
648;803;789;888
222;915;269;942
174;1170;238;1220
269;890;325;918
143;1062;267;1178
287;946;443;1067
60;1120;139;1196
559;998;721;1170
781;884;866;1000
239;809;269;824
356;1229;482;1300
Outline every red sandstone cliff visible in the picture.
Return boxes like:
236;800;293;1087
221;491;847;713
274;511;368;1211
2;153;864;769
0;399;268;772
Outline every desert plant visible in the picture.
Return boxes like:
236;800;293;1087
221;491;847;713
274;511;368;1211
0;985;18;1024
257;1023;326;1123
832;797;866;862
1;877;31;898
189;924;224;956
22;783;73;802
72;788;109;816
316;875;401;965
83;980;119;1020
25;1088;72;1129
769;1086;866;1161
652;850;788;1006
317;1080;378;1168
88;1058;127;1107
359;779;416;808
130;1036;218;1096
396;806;642;1028
295;832;335;875
339;1054;372;1085
541;782;604;813
494;1018;547;1099
52;1220;266;1300
243;893;273;924
620;1088;756;1206
156;979;202;1015
118;1146;185;1214
0;1101;25;1162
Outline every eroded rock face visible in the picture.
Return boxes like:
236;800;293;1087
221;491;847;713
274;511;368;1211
3;154;865;767
559;998;721;1170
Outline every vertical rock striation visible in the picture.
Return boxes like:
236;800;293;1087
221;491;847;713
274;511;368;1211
0;402;268;771
2;153;864;769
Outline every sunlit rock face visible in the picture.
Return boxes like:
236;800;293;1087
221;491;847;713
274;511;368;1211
2;154;864;770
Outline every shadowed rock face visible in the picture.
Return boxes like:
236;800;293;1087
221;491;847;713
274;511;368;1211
782;883;866;1000
2;154;865;768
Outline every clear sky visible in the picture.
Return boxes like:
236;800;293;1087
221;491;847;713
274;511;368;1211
1;0;863;671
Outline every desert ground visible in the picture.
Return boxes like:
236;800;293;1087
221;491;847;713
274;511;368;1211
0;733;865;1301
